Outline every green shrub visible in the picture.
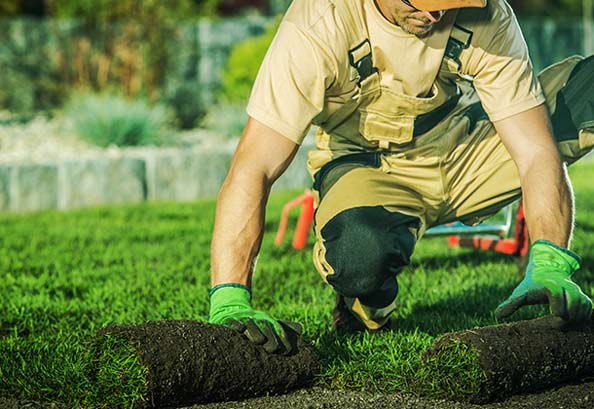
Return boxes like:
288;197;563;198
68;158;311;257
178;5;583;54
203;16;281;138
0;20;70;117
219;16;281;103
47;0;199;21
66;93;172;147
200;102;247;139
165;84;205;130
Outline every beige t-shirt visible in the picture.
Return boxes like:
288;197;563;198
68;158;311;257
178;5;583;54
247;0;544;145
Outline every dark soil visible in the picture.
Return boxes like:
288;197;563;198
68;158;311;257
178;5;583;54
186;381;594;409
3;382;594;409
96;321;319;408
426;315;594;403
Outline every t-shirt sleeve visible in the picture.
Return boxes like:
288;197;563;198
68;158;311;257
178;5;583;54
246;20;335;145
460;0;545;122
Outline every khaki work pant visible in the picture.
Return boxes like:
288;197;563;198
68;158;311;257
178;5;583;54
311;56;594;330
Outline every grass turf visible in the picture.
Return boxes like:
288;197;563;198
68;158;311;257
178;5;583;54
1;161;594;406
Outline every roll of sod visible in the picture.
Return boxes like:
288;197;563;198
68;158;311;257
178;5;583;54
93;320;320;408
424;315;594;403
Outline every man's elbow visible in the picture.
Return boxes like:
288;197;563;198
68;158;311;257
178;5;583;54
515;145;564;181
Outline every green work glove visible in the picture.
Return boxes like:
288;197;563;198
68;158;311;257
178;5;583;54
208;284;302;354
496;240;593;323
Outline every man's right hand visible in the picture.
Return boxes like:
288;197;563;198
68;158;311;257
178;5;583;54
208;284;302;354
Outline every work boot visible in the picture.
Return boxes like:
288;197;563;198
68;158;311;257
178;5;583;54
332;294;391;334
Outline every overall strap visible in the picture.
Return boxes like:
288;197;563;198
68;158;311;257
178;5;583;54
445;24;473;71
330;0;377;85
415;15;474;135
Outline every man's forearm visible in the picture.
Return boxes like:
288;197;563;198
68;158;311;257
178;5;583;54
520;153;574;248
494;104;575;248
210;171;271;288
209;118;299;289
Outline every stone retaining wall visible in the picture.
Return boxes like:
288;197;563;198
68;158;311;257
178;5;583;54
0;145;313;213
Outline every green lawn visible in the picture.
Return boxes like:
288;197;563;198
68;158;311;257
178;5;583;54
1;161;594;407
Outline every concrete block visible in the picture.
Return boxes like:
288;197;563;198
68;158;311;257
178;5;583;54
0;166;10;211
11;164;59;212
273;145;313;192
151;148;233;202
103;158;146;205
60;158;146;209
59;160;104;208
194;149;234;198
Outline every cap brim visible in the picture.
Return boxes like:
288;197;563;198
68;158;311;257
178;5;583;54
408;0;487;11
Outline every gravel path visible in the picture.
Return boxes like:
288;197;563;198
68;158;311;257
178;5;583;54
0;115;236;165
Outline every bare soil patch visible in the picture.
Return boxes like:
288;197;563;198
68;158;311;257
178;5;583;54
188;380;594;409
2;376;593;408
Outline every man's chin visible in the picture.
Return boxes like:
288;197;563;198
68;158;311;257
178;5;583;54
403;23;434;38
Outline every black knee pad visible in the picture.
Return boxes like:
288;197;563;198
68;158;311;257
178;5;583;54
321;206;420;307
552;55;594;141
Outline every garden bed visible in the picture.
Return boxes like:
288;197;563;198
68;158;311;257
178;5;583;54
0;115;313;213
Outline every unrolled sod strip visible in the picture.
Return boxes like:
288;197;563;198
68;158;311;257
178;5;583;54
424;315;594;403
94;320;320;408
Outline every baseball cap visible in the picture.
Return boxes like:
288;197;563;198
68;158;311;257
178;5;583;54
407;0;487;11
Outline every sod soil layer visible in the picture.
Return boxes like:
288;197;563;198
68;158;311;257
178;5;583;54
425;315;594;403
3;382;594;409
95;321;319;408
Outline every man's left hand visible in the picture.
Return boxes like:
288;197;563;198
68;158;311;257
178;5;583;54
496;240;593;323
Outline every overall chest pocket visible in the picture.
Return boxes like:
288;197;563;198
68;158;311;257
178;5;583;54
359;108;416;146
358;83;443;147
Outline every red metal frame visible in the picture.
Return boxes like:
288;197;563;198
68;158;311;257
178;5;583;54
275;192;529;258
447;202;529;257
274;190;315;250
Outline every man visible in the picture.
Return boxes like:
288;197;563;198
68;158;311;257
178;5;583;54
208;0;594;354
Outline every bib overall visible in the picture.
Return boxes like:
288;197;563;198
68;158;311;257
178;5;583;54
308;1;594;330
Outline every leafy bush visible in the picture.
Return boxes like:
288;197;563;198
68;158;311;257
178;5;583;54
66;93;172;146
202;16;281;138
0;1;19;15
219;16;281;103
165;83;205;130
200;102;248;139
0;20;70;116
47;0;199;21
2;0;217;125
508;0;586;17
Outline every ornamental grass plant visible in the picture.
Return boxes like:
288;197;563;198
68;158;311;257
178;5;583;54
65;93;172;147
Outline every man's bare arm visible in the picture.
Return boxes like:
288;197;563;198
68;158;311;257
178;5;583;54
493;104;592;323
493;103;574;247
210;117;299;288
